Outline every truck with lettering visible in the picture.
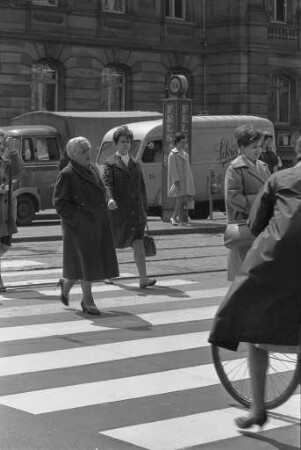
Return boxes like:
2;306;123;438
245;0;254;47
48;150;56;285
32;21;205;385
96;115;275;218
2;110;162;225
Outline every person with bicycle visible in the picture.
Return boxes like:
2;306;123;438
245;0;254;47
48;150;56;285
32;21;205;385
209;136;301;429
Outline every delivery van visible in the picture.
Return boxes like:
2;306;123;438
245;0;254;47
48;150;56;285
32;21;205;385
0;125;63;225
5;110;162;224
96;115;275;218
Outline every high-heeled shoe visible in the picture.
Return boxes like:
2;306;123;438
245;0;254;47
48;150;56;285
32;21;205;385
139;278;157;289
0;286;6;293
80;300;101;316
170;218;179;226
235;411;268;429
57;278;69;306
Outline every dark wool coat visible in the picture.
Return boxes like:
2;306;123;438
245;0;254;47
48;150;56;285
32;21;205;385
225;155;270;280
53;161;119;282
0;153;24;237
102;154;147;248
209;163;301;351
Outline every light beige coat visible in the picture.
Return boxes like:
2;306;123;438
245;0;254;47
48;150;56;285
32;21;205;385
167;148;195;197
225;154;270;280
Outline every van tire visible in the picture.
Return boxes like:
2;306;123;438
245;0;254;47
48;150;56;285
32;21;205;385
189;202;210;220
16;195;36;226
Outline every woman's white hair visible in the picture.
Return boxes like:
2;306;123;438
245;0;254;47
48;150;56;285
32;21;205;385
66;136;91;159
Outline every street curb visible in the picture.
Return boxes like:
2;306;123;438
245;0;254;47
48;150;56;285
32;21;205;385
12;223;226;243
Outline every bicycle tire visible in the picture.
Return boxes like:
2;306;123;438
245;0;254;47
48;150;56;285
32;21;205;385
211;344;300;410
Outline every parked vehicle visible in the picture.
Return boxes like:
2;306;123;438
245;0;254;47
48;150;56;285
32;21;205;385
97;115;275;218
4;110;161;225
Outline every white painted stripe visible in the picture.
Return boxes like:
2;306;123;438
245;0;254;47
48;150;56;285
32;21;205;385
0;359;297;414
0;287;228;318
101;395;300;450
1;269;133;278
0;320;114;342
2;260;44;269
0;332;209;377
0;305;218;343
1;277;197;289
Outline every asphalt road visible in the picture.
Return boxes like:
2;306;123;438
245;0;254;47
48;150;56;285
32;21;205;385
0;231;299;450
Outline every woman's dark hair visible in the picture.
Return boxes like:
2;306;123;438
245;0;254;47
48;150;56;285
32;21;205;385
174;132;186;145
113;125;133;145
234;125;262;148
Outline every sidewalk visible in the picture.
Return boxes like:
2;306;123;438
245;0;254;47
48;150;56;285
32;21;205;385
12;211;226;243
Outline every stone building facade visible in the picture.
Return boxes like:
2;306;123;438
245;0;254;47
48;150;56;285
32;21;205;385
0;0;300;155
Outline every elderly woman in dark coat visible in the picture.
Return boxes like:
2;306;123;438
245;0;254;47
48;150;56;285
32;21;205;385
53;136;119;315
102;126;156;289
209;136;301;429
225;125;270;280
0;131;24;292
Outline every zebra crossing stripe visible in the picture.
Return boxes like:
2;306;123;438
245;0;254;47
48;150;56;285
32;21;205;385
0;286;228;318
0;305;218;343
101;395;300;450
0;358;297;414
0;331;210;377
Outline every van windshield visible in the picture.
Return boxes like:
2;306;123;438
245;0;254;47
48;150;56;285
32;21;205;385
97;140;141;165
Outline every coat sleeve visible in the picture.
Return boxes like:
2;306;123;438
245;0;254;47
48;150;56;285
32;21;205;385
53;170;80;227
225;166;248;215
102;162;115;202
168;153;180;183
248;176;276;236
137;162;147;211
9;152;24;177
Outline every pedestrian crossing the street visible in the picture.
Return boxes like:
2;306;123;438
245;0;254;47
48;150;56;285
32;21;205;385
0;275;299;450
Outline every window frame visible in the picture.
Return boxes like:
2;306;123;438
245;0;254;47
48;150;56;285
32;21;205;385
101;0;126;13
31;0;59;7
101;66;126;111
31;61;59;112
275;75;291;125
165;0;186;20
269;0;287;23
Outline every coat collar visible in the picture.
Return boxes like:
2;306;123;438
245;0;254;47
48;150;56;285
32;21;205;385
231;155;268;182
109;153;136;175
69;161;103;190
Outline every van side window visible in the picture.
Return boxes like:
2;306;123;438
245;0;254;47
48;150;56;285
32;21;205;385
35;137;60;161
142;140;162;163
21;138;35;162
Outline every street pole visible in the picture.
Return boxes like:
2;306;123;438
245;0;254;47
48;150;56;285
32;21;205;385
161;75;192;222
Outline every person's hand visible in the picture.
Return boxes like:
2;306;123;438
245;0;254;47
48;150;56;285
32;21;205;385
0;184;9;194
108;199;117;210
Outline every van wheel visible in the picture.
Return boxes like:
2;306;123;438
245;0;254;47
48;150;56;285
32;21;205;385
189;202;210;220
16;195;36;226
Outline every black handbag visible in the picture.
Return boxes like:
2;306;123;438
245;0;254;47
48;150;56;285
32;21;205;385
144;223;156;256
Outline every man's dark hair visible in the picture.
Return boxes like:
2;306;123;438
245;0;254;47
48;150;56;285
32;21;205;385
113;125;133;145
234;125;262;148
174;132;186;145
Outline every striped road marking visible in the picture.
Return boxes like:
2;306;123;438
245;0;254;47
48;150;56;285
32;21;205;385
0;305;218;343
0;361;297;415
101;395;300;450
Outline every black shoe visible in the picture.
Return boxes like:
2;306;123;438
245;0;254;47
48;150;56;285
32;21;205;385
235;411;268;429
80;300;101;316
0;286;6;293
57;278;69;306
139;278;157;289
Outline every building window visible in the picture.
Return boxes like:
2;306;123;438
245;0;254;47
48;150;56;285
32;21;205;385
31;62;58;111
275;76;291;124
269;0;287;23
101;67;126;111
31;0;58;6
165;0;186;19
101;0;125;13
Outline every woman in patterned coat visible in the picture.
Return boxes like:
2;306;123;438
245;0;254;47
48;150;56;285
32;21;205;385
0;130;24;292
103;126;156;289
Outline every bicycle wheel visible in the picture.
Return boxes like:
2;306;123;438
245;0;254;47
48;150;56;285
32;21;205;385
211;343;300;409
